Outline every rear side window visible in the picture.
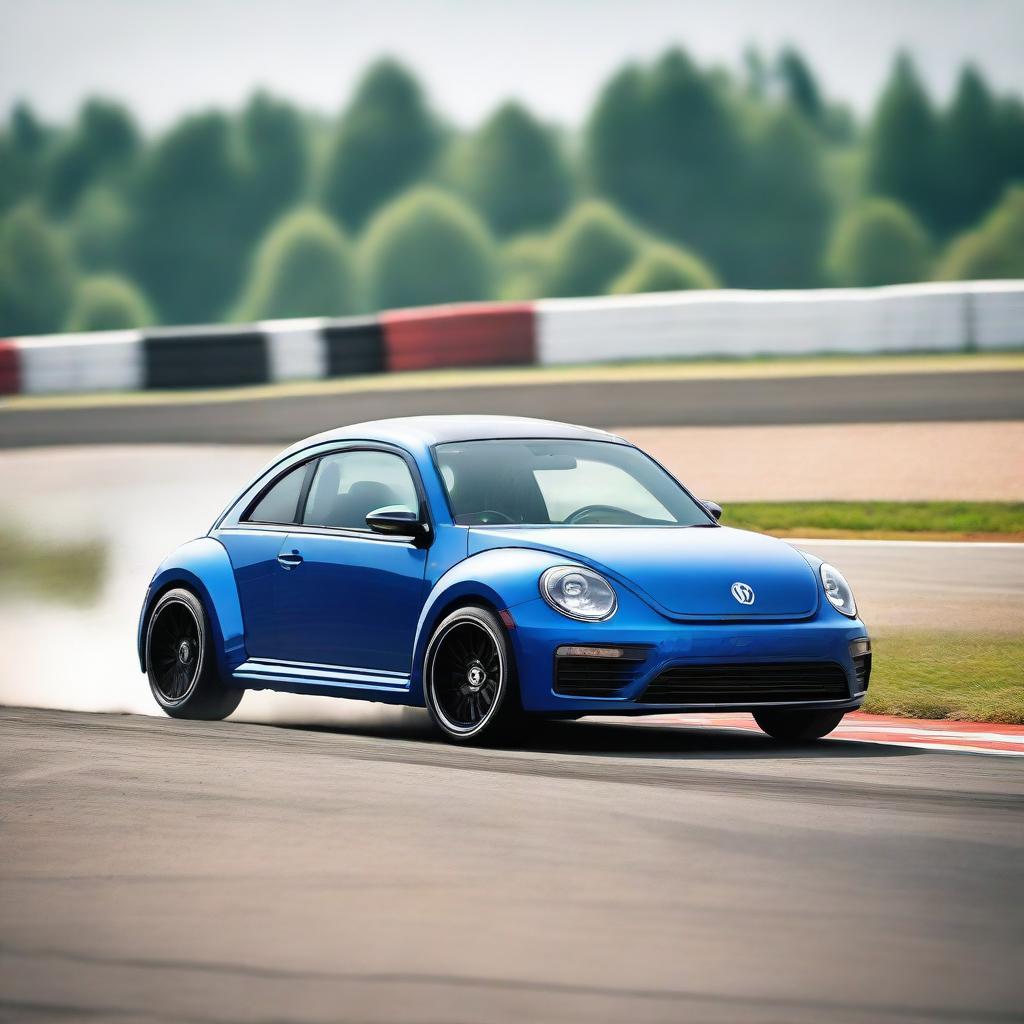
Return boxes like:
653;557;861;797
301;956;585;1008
245;463;308;525
303;450;418;530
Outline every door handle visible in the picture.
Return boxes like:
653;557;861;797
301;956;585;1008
278;550;303;568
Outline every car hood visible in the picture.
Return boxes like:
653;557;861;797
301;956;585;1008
467;525;819;620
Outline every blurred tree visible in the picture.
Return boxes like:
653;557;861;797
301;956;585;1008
937;186;1024;280
826;198;931;286
322;60;440;230
71;185;131;271
733;108;832;287
362;187;495;309
457;102;572;236
0;136;34;214
544;200;642;297
995;97;1024;188
498;234;551;300
935;67;1002;236
238;92;309;238
611;243;718;294
44;99;139;216
236;207;357;320
10;102;47;156
0;204;76;335
65;274;154;331
866;54;938;230
126;112;247;323
586;49;747;282
778;47;824;127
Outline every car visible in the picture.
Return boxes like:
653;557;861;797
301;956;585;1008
138;415;871;744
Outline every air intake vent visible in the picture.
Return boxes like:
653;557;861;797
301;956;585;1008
554;645;649;697
639;661;851;705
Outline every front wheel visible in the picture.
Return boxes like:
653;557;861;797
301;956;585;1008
753;708;845;742
423;606;524;744
145;588;242;721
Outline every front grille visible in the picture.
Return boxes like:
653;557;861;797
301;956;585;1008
554;649;648;697
853;653;872;692
639;661;851;705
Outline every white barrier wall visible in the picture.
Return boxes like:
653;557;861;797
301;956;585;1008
16;330;144;394
536;282;1023;365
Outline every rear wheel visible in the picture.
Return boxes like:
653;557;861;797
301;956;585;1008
424;606;524;744
146;588;242;721
753;707;845;742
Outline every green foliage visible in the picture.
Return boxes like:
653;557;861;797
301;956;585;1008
65;274;154;331
827;198;931;286
498;234;551;300
611;243;717;294
322;60;439;230
866;54;938;229
236;207;357;320
935;67;1003;236
237;92;309;236
778;48;823;127
44;99;139;216
126;112;248;324
70;185;131;271
0;204;75;335
586;50;746;280
544;200;642;297
361;187;495;309
457;102;572;236
937;186;1024;280
734;108;832;287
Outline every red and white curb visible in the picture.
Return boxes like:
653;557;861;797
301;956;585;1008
607;711;1024;757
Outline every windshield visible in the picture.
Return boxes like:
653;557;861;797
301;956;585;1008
434;439;714;527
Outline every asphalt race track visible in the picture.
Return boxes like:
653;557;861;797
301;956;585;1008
2;368;1023;447
1;705;1021;1024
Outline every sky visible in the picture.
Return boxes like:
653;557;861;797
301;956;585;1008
2;0;1023;131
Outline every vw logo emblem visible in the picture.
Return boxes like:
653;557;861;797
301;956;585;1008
730;582;755;605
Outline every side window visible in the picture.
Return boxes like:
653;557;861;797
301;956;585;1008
303;450;419;531
245;462;309;525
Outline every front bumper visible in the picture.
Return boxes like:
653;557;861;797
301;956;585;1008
506;590;870;715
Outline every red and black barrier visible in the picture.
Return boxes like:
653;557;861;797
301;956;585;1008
381;303;535;372
0;341;19;396
322;317;386;377
143;327;270;390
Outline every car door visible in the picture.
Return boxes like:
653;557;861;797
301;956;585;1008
274;448;429;673
216;458;315;658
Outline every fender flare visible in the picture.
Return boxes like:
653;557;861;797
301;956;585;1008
408;547;563;702
137;537;246;681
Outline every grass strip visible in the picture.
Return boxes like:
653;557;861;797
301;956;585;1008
864;632;1024;724
0;526;107;605
724;501;1024;541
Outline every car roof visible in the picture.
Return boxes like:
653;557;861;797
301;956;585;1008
289;416;626;451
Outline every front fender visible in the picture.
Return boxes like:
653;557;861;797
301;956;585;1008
409;547;563;701
137;537;245;681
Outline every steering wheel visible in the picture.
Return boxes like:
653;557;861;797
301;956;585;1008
565;504;632;525
468;509;515;525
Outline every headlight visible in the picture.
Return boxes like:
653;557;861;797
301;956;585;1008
540;565;617;621
819;562;857;617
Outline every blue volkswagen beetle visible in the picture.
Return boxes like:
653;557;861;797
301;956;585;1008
138;416;870;744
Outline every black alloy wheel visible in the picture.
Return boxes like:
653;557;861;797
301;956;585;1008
425;606;522;743
145;588;242;721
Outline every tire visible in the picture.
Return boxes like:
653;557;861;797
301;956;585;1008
423;605;525;744
145;587;242;721
753;707;845;742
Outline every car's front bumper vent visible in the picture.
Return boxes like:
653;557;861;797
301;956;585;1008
554;645;650;697
853;652;872;692
638;661;851;705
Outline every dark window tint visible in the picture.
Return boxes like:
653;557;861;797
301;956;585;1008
435;439;712;527
303;450;418;530
246;463;308;524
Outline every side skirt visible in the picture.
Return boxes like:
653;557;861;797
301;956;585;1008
231;658;413;705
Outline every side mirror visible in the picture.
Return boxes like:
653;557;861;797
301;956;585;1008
366;508;430;539
702;500;722;521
